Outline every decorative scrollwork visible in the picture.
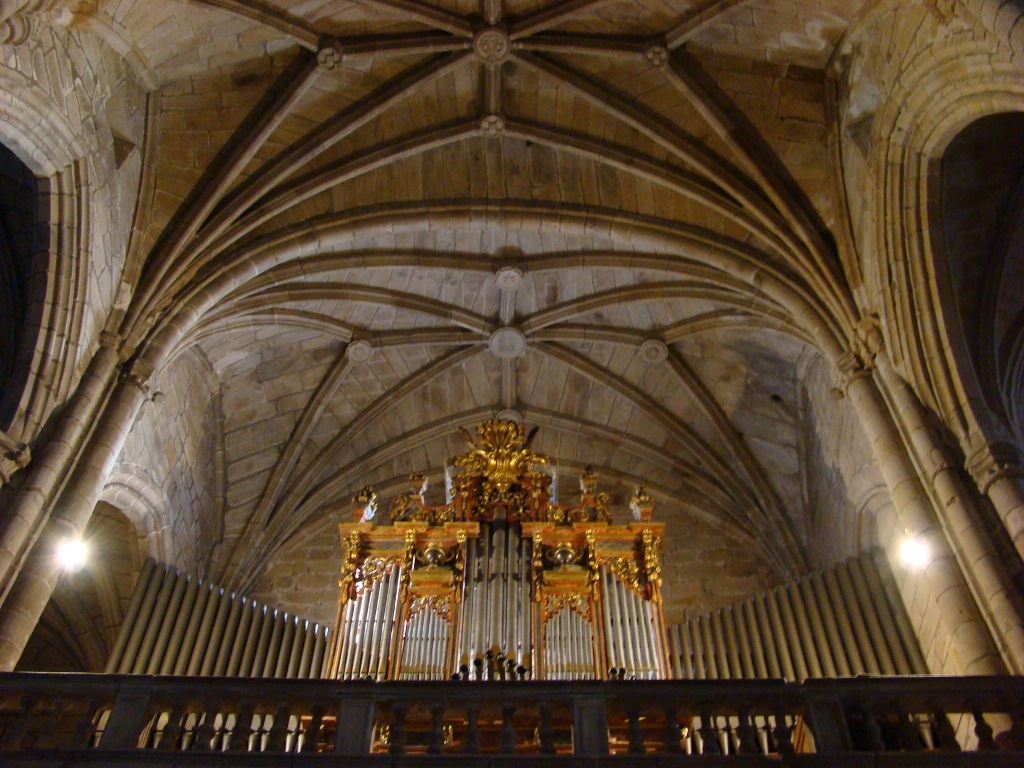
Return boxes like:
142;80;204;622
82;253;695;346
338;531;362;601
359;556;399;590
642;530;663;601
544;593;591;621
532;532;544;602
409;594;453;620
455;419;549;499
604;557;642;595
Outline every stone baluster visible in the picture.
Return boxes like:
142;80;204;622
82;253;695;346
698;707;721;754
263;705;287;752
772;707;794;755
860;703;886;752
926;702;959;751
428;702;446;754
300;704;324;753
971;707;997;751
157;707;183;751
191;705;217;751
662;703;683;753
388;704;406;755
499;703;517;753
228;703;254;751
465;703;481;754
736;708;758;754
626;702;646;753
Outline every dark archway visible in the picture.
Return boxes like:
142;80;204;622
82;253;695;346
937;112;1024;437
0;141;42;429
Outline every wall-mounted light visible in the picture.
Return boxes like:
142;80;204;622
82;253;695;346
900;533;930;570
56;537;88;571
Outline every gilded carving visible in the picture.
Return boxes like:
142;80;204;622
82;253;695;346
409;594;454;620
455;419;549;499
544;593;591;621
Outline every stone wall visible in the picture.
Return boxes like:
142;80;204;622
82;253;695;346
799;352;889;568
114;348;224;577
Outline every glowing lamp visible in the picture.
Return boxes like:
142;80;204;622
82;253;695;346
56;538;88;571
900;536;930;570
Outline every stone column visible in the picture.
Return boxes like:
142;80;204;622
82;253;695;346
837;346;1004;675
967;441;1024;563
0;360;152;670
0;335;121;608
876;355;1024;675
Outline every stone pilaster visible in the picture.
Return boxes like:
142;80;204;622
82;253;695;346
967;441;1024;564
835;326;1006;675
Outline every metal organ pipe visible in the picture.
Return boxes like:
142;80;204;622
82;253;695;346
666;551;929;682
136;568;180;674
764;589;795;680
601;569;617;672
238;604;265;677
296;621;315;679
709;609;730;679
798;578;835;677
722;606;746;678
870;549;928;674
178;584;214;676
211;594;244;677
835;563;879;672
274;615;296;678
822;568;865;673
105;558;157;674
160;576;200;675
199;587;232;677
225;598;254;677
809;573;849;675
849;557;899;674
741;599;767;678
118;564;166;674
311;626;328;678
775;585;809;680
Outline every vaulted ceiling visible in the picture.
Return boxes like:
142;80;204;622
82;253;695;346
89;0;876;595
12;0;908;610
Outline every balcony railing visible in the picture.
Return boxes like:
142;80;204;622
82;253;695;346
1;672;1022;764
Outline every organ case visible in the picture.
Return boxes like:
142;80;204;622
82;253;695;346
326;419;669;682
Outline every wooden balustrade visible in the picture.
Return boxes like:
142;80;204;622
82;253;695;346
0;672;1022;764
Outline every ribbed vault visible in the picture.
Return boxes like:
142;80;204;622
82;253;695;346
83;0;875;599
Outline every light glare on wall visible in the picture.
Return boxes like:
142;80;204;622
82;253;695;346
900;536;930;570
56;538;88;571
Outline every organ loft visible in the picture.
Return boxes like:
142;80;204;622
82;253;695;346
327;418;669;682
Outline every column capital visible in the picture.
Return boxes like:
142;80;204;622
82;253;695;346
0;429;30;484
119;356;155;398
833;315;884;393
967;441;1023;494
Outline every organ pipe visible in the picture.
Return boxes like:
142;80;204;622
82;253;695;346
668;550;928;681
106;561;328;680
161;577;199;676
104;558;156;674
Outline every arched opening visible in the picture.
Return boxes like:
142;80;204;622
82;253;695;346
0;141;42;429
936;112;1024;437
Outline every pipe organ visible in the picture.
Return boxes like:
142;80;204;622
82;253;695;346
326;419;669;681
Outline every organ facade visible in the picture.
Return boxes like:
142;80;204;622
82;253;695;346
326;419;669;682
